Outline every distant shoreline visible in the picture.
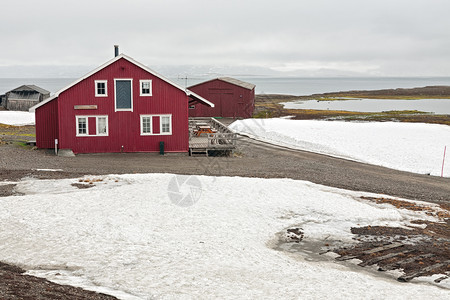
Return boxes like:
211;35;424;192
2;77;450;96
256;85;450;99
254;85;450;125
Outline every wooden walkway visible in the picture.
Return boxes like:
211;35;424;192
189;118;237;156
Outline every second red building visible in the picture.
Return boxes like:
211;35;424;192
188;77;255;119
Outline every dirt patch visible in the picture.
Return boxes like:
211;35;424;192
0;262;117;299
361;196;450;219
0;184;17;197
275;197;450;285
0;124;35;143
330;197;450;283
0;169;86;182
71;182;95;189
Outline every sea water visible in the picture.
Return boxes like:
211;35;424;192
176;76;450;96
2;77;450;96
1;77;450;113
240;77;450;96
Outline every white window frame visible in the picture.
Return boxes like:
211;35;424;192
114;78;133;112
140;115;152;135
76;116;88;136
140;114;172;136
96;116;109;136
95;80;108;97
76;115;109;137
139;80;152;96
160;115;172;135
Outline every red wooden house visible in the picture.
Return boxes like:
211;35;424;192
188;77;255;118
30;53;213;154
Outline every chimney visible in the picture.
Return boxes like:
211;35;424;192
114;45;119;57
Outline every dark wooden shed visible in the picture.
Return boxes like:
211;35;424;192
2;85;50;111
188;77;255;118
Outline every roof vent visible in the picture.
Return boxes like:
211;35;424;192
114;45;119;57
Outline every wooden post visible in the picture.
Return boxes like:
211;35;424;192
442;146;447;177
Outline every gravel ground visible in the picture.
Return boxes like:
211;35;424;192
1;135;449;203
0;262;117;300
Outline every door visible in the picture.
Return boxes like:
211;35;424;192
115;79;132;111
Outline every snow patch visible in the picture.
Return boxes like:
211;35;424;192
230;119;450;177
0;111;35;125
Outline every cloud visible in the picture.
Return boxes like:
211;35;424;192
1;0;450;76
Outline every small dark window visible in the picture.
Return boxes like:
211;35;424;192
97;83;105;94
140;80;152;96
95;80;107;97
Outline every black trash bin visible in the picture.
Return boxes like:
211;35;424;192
159;141;164;155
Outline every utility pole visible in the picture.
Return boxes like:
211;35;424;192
178;75;188;88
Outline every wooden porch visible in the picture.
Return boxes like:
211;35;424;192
189;118;237;156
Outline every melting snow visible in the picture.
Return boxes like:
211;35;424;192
0;111;35;125
230;119;450;177
0;173;448;299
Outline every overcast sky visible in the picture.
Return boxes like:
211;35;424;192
1;0;450;77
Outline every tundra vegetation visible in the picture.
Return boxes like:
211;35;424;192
255;86;450;125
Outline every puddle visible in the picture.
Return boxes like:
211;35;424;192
271;226;450;289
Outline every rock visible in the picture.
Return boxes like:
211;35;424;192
281;227;304;243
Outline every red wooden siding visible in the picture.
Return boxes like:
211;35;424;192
152;116;160;134
36;57;190;154
88;117;96;135
35;99;58;149
188;79;255;118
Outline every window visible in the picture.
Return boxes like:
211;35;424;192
189;105;195;109
140;80;152;96
161;116;171;133
115;79;133;111
77;117;88;136
141;116;152;134
76;116;108;137
140;114;172;135
97;117;108;135
95;80;107;97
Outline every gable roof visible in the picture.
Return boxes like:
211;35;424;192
189;77;256;91
217;77;256;90
29;54;214;112
11;85;50;95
